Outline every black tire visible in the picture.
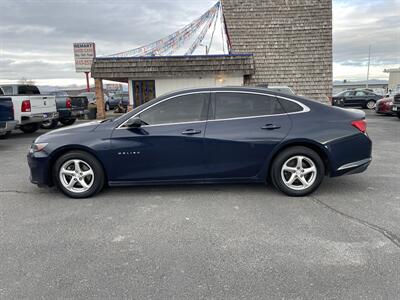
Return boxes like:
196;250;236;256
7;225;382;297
270;146;325;197
397;112;400;119
0;131;11;139
59;118;76;126
20;123;41;133
41;119;59;129
365;100;376;110
53;151;105;198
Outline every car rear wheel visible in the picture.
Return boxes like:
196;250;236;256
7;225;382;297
365;100;376;110
20;123;41;133
41;119;59;129
59;118;76;126
397;112;400;119
53;151;105;198
270;146;325;197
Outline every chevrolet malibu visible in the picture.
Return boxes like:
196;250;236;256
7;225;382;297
28;87;372;198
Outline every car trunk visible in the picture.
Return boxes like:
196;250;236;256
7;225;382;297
30;96;57;111
0;97;14;121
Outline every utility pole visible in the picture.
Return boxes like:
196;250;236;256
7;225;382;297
366;45;371;89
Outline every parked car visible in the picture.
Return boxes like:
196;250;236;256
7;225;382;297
105;93;129;111
41;91;88;129
28;87;372;199
392;93;400;119
332;89;382;109
78;92;108;105
375;96;395;115
0;84;58;133
0;95;18;138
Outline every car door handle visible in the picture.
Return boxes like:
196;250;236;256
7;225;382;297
181;129;202;135
261;124;281;130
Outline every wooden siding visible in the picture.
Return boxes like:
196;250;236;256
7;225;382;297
91;55;255;80
222;0;333;101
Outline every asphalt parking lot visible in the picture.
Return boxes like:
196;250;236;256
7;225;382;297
0;110;399;299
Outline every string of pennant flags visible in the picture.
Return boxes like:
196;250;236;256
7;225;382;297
107;1;227;58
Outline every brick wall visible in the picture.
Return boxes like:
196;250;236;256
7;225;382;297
222;0;332;102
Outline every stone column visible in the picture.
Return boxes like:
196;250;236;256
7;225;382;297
95;78;106;119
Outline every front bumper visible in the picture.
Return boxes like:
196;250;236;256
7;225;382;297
27;151;52;186
21;112;59;125
0;120;18;134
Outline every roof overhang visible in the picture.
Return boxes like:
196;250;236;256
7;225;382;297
91;54;255;80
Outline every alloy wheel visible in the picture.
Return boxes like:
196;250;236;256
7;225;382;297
366;100;375;109
280;155;317;191
59;159;95;193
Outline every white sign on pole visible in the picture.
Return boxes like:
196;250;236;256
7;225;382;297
73;42;96;73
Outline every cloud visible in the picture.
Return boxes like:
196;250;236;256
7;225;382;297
333;0;400;79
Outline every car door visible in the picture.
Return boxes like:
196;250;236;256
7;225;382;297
353;91;367;106
203;92;292;179
109;92;210;182
342;91;356;106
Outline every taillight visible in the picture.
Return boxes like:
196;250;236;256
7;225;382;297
352;120;367;133
66;98;72;109
21;100;31;112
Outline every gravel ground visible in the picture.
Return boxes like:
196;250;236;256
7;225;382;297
0;110;399;299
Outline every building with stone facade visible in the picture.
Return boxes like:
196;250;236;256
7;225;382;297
222;0;332;101
91;0;332;118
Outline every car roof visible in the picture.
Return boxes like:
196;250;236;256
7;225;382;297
160;86;297;99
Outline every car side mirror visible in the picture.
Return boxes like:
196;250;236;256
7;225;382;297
125;117;143;128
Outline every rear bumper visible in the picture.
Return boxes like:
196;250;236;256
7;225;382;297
0;120;18;133
21;112;59;125
327;133;372;177
58;109;87;119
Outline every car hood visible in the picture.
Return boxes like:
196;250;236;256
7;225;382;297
40;121;102;139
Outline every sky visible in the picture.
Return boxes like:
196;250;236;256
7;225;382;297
0;0;399;87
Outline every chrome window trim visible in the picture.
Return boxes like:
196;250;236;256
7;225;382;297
117;90;310;129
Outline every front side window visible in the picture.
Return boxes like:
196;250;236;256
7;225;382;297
214;93;284;120
139;93;208;125
355;91;366;96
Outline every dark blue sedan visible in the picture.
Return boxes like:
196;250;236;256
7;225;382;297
28;87;372;198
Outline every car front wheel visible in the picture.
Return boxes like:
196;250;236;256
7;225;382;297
53;151;105;198
270;146;325;197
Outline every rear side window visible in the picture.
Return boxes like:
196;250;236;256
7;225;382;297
1;86;13;95
139;93;209;125
0;88;3;95
18;85;40;95
214;93;284;119
278;98;304;113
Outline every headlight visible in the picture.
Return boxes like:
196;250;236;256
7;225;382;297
30;143;48;153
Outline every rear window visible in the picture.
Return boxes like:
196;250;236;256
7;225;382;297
278;99;304;113
18;85;40;95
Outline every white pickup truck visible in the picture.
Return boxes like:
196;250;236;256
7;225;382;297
0;84;58;133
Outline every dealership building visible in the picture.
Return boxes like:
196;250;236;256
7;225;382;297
91;0;332;118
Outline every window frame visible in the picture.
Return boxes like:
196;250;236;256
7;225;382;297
118;91;309;129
